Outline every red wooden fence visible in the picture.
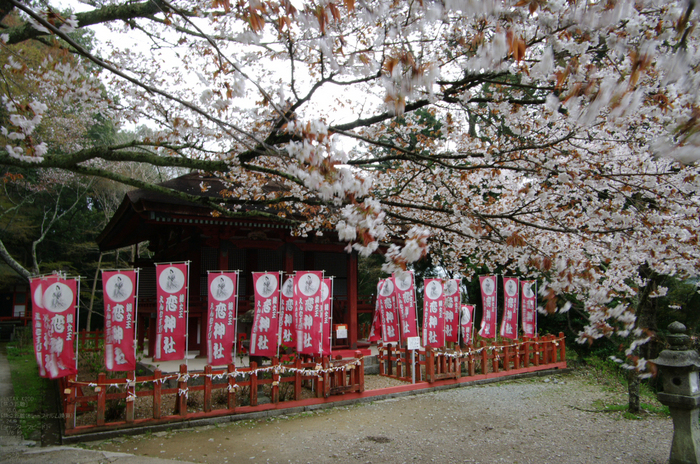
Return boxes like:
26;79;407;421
59;352;365;436
58;333;565;438
378;333;566;383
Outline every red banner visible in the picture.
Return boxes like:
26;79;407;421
30;277;46;377
103;270;138;371
500;277;520;340
295;271;323;356
378;278;400;345
460;304;475;345
154;263;189;362
478;275;497;339
206;271;238;365
393;271;418;339
368;280;382;342
32;275;78;379
444;279;461;343
280;276;296;349
521;281;538;338
423;278;445;348
250;272;280;358
321;278;333;355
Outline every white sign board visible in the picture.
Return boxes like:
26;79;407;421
407;336;421;350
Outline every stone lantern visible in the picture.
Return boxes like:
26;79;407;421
652;321;700;464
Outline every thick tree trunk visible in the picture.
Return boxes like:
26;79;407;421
628;264;661;413
628;369;641;413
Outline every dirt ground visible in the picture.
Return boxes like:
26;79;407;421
83;370;672;464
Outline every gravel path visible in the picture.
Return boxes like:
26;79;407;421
88;370;672;464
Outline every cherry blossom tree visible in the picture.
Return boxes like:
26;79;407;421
1;0;699;371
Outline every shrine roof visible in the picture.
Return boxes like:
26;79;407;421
96;172;295;251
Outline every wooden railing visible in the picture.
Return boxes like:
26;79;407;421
377;333;566;383
59;352;365;436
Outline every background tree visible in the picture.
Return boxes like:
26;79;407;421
0;0;698;375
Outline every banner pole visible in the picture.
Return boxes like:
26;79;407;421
134;269;140;366
74;275;81;430
276;271;282;359
234;270;240;365
185;261;190;369
329;277;334;356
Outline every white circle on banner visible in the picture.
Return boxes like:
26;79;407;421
43;282;73;313
159;266;184;293
481;277;495;296
321;281;329;300
379;279;394;297
505;279;518;297
299;273;321;297
33;283;43;308
105;274;133;303
461;306;471;325
523;282;534;299
445;280;459;296
210;275;234;301
394;272;412;291
282;277;294;298
256;274;278;298
426;280;442;300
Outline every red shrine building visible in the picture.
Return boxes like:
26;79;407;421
97;173;370;358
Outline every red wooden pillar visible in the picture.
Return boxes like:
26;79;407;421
96;372;106;426
504;344;511;371
347;251;358;349
153;369;162;419
534;337;541;366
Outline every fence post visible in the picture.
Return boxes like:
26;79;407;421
227;363;237;411
543;335;552;364
176;364;188;417
322;356;330;398
153;369;162;419
558;332;566;362
387;344;393;377
467;344;475;376
379;346;385;376
480;340;488;375
204;365;212;413
294;357;302;401
63;377;76;431
534;337;541;366
126;372;135;423
96;372;106;426
355;351;365;393
250;361;258;406
427;347;435;384
504;344;511;371
271;357;280;404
